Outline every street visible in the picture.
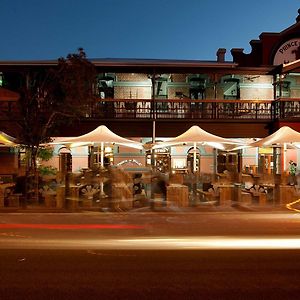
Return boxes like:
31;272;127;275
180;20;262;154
1;211;300;299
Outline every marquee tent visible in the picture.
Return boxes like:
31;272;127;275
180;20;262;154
52;125;143;197
0;131;17;146
250;126;300;147
52;125;143;167
249;126;300;171
152;125;240;172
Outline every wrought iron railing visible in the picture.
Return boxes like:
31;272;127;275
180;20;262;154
2;98;300;121
90;98;274;120
273;98;300;119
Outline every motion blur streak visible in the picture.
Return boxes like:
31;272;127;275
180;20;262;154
286;199;300;213
117;237;300;250
2;237;300;250
0;224;144;229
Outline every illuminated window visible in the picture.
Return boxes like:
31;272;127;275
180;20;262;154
276;80;290;98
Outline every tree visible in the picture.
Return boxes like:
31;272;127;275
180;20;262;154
17;48;96;169
6;48;97;201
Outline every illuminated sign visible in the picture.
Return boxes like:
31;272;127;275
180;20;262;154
273;38;300;65
117;159;142;166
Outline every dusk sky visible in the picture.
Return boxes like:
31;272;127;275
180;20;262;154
0;0;299;61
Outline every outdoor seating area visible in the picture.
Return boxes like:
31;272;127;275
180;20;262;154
1;165;299;212
1;124;300;212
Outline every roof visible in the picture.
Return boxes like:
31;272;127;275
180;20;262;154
282;59;300;74
0;87;20;101
0;57;237;71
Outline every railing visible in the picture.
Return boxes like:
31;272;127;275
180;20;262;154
2;98;300;121
273;98;300;119
91;99;274;120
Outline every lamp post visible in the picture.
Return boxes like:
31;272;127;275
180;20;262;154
150;72;157;171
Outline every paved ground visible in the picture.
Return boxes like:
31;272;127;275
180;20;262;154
1;249;300;300
1;211;300;299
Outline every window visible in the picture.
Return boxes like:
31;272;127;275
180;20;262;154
275;80;290;98
189;77;206;99
223;78;240;100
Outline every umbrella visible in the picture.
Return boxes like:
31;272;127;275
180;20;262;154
52;125;143;167
249;126;300;172
51;125;143;197
152;125;240;172
250;126;300;147
0;131;17;146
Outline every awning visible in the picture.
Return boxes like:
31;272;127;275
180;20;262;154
0;87;20;101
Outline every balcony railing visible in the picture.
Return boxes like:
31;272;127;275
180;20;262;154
272;98;300;119
2;98;300;121
91;99;274;120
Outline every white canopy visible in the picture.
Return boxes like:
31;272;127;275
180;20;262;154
52;125;143;150
0;131;17;146
152;125;238;150
249;126;300;148
249;126;300;172
152;125;241;172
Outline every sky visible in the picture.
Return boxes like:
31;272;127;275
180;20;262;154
0;0;299;62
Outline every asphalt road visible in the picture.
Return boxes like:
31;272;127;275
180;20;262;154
1;211;300;299
1;249;300;300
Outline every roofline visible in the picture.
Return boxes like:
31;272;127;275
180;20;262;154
282;59;300;73
0;60;58;66
0;58;238;69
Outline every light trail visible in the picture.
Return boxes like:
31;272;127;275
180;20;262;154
117;237;300;250
2;236;300;250
0;224;144;230
286;199;300;213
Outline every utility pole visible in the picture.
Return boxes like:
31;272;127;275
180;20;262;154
151;72;156;170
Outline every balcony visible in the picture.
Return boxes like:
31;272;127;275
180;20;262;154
272;98;300;120
2;98;300;122
2;98;300;138
90;98;275;121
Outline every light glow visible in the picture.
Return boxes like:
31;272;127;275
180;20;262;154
116;237;300;250
2;236;300;250
286;198;300;213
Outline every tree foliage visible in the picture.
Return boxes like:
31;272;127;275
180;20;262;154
13;48;97;171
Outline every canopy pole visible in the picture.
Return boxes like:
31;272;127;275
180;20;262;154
152;120;156;144
283;143;287;173
100;142;104;168
151;119;156;171
151;73;156;172
97;145;100;167
193;142;197;173
100;141;105;197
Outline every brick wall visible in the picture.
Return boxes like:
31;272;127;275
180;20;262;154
205;86;224;99
241;88;273;100
115;73;151;99
116;73;149;82
114;86;151;99
171;74;187;82
242;75;273;84
291;89;300;98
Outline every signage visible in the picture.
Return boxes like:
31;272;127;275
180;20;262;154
273;38;300;65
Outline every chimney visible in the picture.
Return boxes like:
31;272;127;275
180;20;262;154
216;48;226;62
